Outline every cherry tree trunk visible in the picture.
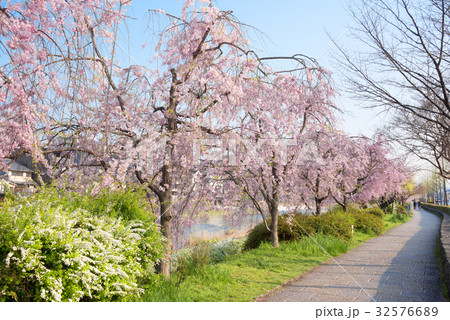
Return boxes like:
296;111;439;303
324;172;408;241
156;139;175;278
156;73;178;278
314;177;322;216
315;201;322;216
342;196;348;212
270;196;280;248
158;196;173;278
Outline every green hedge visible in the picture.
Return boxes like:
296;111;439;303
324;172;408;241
351;211;385;235
244;213;353;250
364;207;385;217
422;203;450;215
244;206;385;250
0;187;164;302
329;207;385;236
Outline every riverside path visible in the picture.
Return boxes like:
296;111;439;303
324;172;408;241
260;208;446;302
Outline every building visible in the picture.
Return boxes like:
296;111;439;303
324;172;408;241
0;180;13;200
0;159;37;196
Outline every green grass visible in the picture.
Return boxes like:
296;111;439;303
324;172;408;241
141;234;350;302
351;230;374;248
384;212;412;230
141;211;412;302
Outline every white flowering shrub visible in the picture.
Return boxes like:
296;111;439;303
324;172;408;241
0;189;164;302
208;239;244;264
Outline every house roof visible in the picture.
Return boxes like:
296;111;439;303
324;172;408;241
0;179;14;186
12;180;36;186
1;159;33;172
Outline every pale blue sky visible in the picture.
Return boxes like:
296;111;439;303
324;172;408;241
120;0;385;137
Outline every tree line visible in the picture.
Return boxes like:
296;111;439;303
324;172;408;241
1;0;409;277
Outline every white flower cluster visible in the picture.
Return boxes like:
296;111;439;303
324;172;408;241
208;239;244;264
0;199;155;301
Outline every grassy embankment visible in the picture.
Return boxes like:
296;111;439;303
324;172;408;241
141;212;411;302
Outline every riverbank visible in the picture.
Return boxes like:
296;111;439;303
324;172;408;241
180;206;307;247
141;212;411;302
180;212;262;246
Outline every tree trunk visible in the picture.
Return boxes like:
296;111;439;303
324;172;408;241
314;177;322;216
342;195;348;212
270;200;279;248
269;155;280;248
315;200;322;216
155;69;178;278
158;197;173;278
391;201;395;215
156;138;175;278
332;195;348;212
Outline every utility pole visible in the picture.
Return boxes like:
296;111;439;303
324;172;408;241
444;177;448;206
444;162;448;206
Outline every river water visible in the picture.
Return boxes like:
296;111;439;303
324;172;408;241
179;207;301;246
179;213;264;245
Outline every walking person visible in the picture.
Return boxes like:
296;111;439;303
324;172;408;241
413;199;416;209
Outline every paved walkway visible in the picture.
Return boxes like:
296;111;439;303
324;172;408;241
261;208;446;302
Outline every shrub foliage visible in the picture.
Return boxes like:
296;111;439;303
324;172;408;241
244;212;353;250
364;207;385;217
0;187;164;302
244;206;385;250
351;211;385;235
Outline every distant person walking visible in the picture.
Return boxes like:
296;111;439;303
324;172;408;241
418;201;421;208
413;199;417;209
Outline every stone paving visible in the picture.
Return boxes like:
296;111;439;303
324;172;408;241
261;208;446;302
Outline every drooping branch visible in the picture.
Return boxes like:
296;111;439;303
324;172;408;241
85;18;126;112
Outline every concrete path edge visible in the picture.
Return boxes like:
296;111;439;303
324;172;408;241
421;204;450;298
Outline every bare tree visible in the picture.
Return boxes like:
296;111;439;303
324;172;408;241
384;101;450;178
337;0;450;175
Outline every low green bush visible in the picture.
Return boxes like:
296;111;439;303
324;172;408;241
278;214;317;240
244;213;352;250
244;214;312;250
244;204;387;250
326;204;361;215
0;188;164;302
328;206;385;236
351;211;385;235
364;206;385;217
169;238;244;287
240;222;270;251
308;214;353;240
395;205;408;215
